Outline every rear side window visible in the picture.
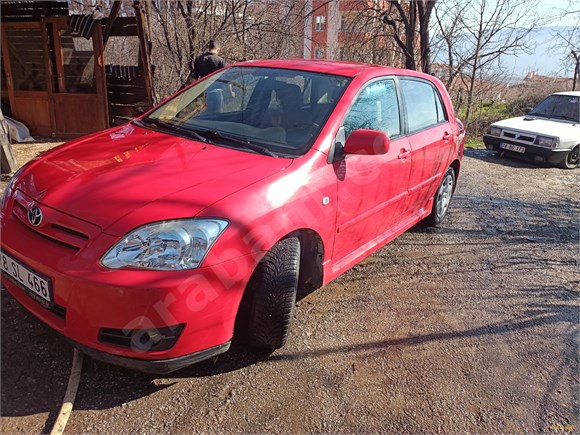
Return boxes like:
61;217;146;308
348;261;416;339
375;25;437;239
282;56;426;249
400;79;447;133
343;79;401;138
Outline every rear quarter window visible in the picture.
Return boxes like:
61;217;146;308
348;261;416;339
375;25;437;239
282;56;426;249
400;79;448;133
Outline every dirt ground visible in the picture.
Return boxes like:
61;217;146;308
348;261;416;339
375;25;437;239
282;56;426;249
1;141;578;434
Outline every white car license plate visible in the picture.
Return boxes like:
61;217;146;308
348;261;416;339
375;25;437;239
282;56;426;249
500;143;525;153
1;250;53;306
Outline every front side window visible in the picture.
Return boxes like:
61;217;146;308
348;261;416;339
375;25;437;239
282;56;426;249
343;79;401;139
400;79;447;133
145;66;351;157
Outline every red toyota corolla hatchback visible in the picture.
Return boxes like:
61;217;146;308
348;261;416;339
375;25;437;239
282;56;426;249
1;60;464;373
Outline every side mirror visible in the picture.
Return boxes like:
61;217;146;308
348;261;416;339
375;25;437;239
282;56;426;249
343;129;390;155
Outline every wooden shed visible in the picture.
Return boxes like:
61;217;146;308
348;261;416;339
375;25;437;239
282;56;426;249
0;0;154;138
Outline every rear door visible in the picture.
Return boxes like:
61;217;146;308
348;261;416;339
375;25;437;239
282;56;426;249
399;78;453;214
333;78;411;262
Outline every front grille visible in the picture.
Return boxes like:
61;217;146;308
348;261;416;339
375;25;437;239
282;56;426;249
12;191;98;251
12;216;81;251
502;131;535;143
51;224;89;241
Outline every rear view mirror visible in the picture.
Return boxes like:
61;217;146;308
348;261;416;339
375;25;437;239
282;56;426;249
343;129;390;155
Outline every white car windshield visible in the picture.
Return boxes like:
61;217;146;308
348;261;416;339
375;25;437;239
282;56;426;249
528;94;580;123
143;66;351;157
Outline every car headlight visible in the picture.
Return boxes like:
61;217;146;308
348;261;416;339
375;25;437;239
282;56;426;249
489;126;502;136
537;136;559;147
101;219;229;270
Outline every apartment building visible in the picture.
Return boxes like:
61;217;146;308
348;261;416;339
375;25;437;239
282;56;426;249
303;0;404;67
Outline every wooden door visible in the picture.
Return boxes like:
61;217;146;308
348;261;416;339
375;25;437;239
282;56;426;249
1;22;52;136
51;19;108;137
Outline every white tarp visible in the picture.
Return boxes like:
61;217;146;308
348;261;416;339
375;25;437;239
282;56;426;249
5;117;34;143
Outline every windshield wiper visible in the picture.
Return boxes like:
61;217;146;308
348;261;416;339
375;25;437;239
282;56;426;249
529;113;575;122
549;114;574;121
194;129;278;157
136;116;175;131
136;117;211;143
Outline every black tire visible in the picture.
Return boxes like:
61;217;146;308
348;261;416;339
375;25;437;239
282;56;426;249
425;166;456;226
559;145;580;169
247;237;300;350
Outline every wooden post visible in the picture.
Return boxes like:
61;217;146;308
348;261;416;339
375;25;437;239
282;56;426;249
134;0;154;107
103;0;121;47
0;109;19;174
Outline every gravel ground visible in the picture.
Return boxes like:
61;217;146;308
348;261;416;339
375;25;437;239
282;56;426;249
1;143;578;435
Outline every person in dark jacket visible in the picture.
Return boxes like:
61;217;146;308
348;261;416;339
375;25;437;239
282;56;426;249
192;40;226;80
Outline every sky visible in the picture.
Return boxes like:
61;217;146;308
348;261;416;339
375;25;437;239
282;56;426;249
499;26;577;79
535;0;580;27
432;0;579;80
499;0;579;78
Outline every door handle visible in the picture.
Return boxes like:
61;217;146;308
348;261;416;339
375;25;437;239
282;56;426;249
398;148;411;160
443;131;451;142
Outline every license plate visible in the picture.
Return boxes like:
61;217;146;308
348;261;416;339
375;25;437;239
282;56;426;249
500;143;525;153
1;250;53;307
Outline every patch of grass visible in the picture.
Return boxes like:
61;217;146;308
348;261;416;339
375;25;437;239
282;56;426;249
457;102;512;122
465;138;484;149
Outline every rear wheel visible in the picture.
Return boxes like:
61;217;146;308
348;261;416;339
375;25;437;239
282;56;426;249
559;145;580;169
425;167;456;226
247;237;300;350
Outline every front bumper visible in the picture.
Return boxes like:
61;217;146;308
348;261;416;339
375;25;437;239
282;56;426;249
69;338;231;374
482;135;570;165
1;195;255;371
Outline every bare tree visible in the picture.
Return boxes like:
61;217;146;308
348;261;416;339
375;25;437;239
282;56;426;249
329;1;434;70
551;7;580;90
145;0;316;100
380;0;436;73
333;4;403;66
434;0;541;128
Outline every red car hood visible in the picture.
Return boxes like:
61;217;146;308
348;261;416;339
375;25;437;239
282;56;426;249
18;124;292;234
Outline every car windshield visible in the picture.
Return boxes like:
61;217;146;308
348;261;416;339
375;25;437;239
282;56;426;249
143;66;351;157
528;94;580;123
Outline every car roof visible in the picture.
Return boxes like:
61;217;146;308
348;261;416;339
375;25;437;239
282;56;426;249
229;58;415;78
553;91;580;97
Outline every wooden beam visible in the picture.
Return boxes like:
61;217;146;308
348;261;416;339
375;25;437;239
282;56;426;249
102;0;121;47
133;0;154;107
0;109;19;175
40;17;57;136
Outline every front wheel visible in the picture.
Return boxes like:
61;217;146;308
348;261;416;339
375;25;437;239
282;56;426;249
246;237;300;351
425;167;456;226
559;145;580;169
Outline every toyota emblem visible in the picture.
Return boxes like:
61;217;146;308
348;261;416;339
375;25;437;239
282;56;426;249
28;206;43;226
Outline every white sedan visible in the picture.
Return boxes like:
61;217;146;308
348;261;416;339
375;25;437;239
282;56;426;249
483;91;580;169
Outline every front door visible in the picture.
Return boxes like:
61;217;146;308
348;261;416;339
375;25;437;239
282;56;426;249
333;78;411;263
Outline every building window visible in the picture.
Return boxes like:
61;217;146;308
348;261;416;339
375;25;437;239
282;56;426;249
315;16;326;32
315;47;325;59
